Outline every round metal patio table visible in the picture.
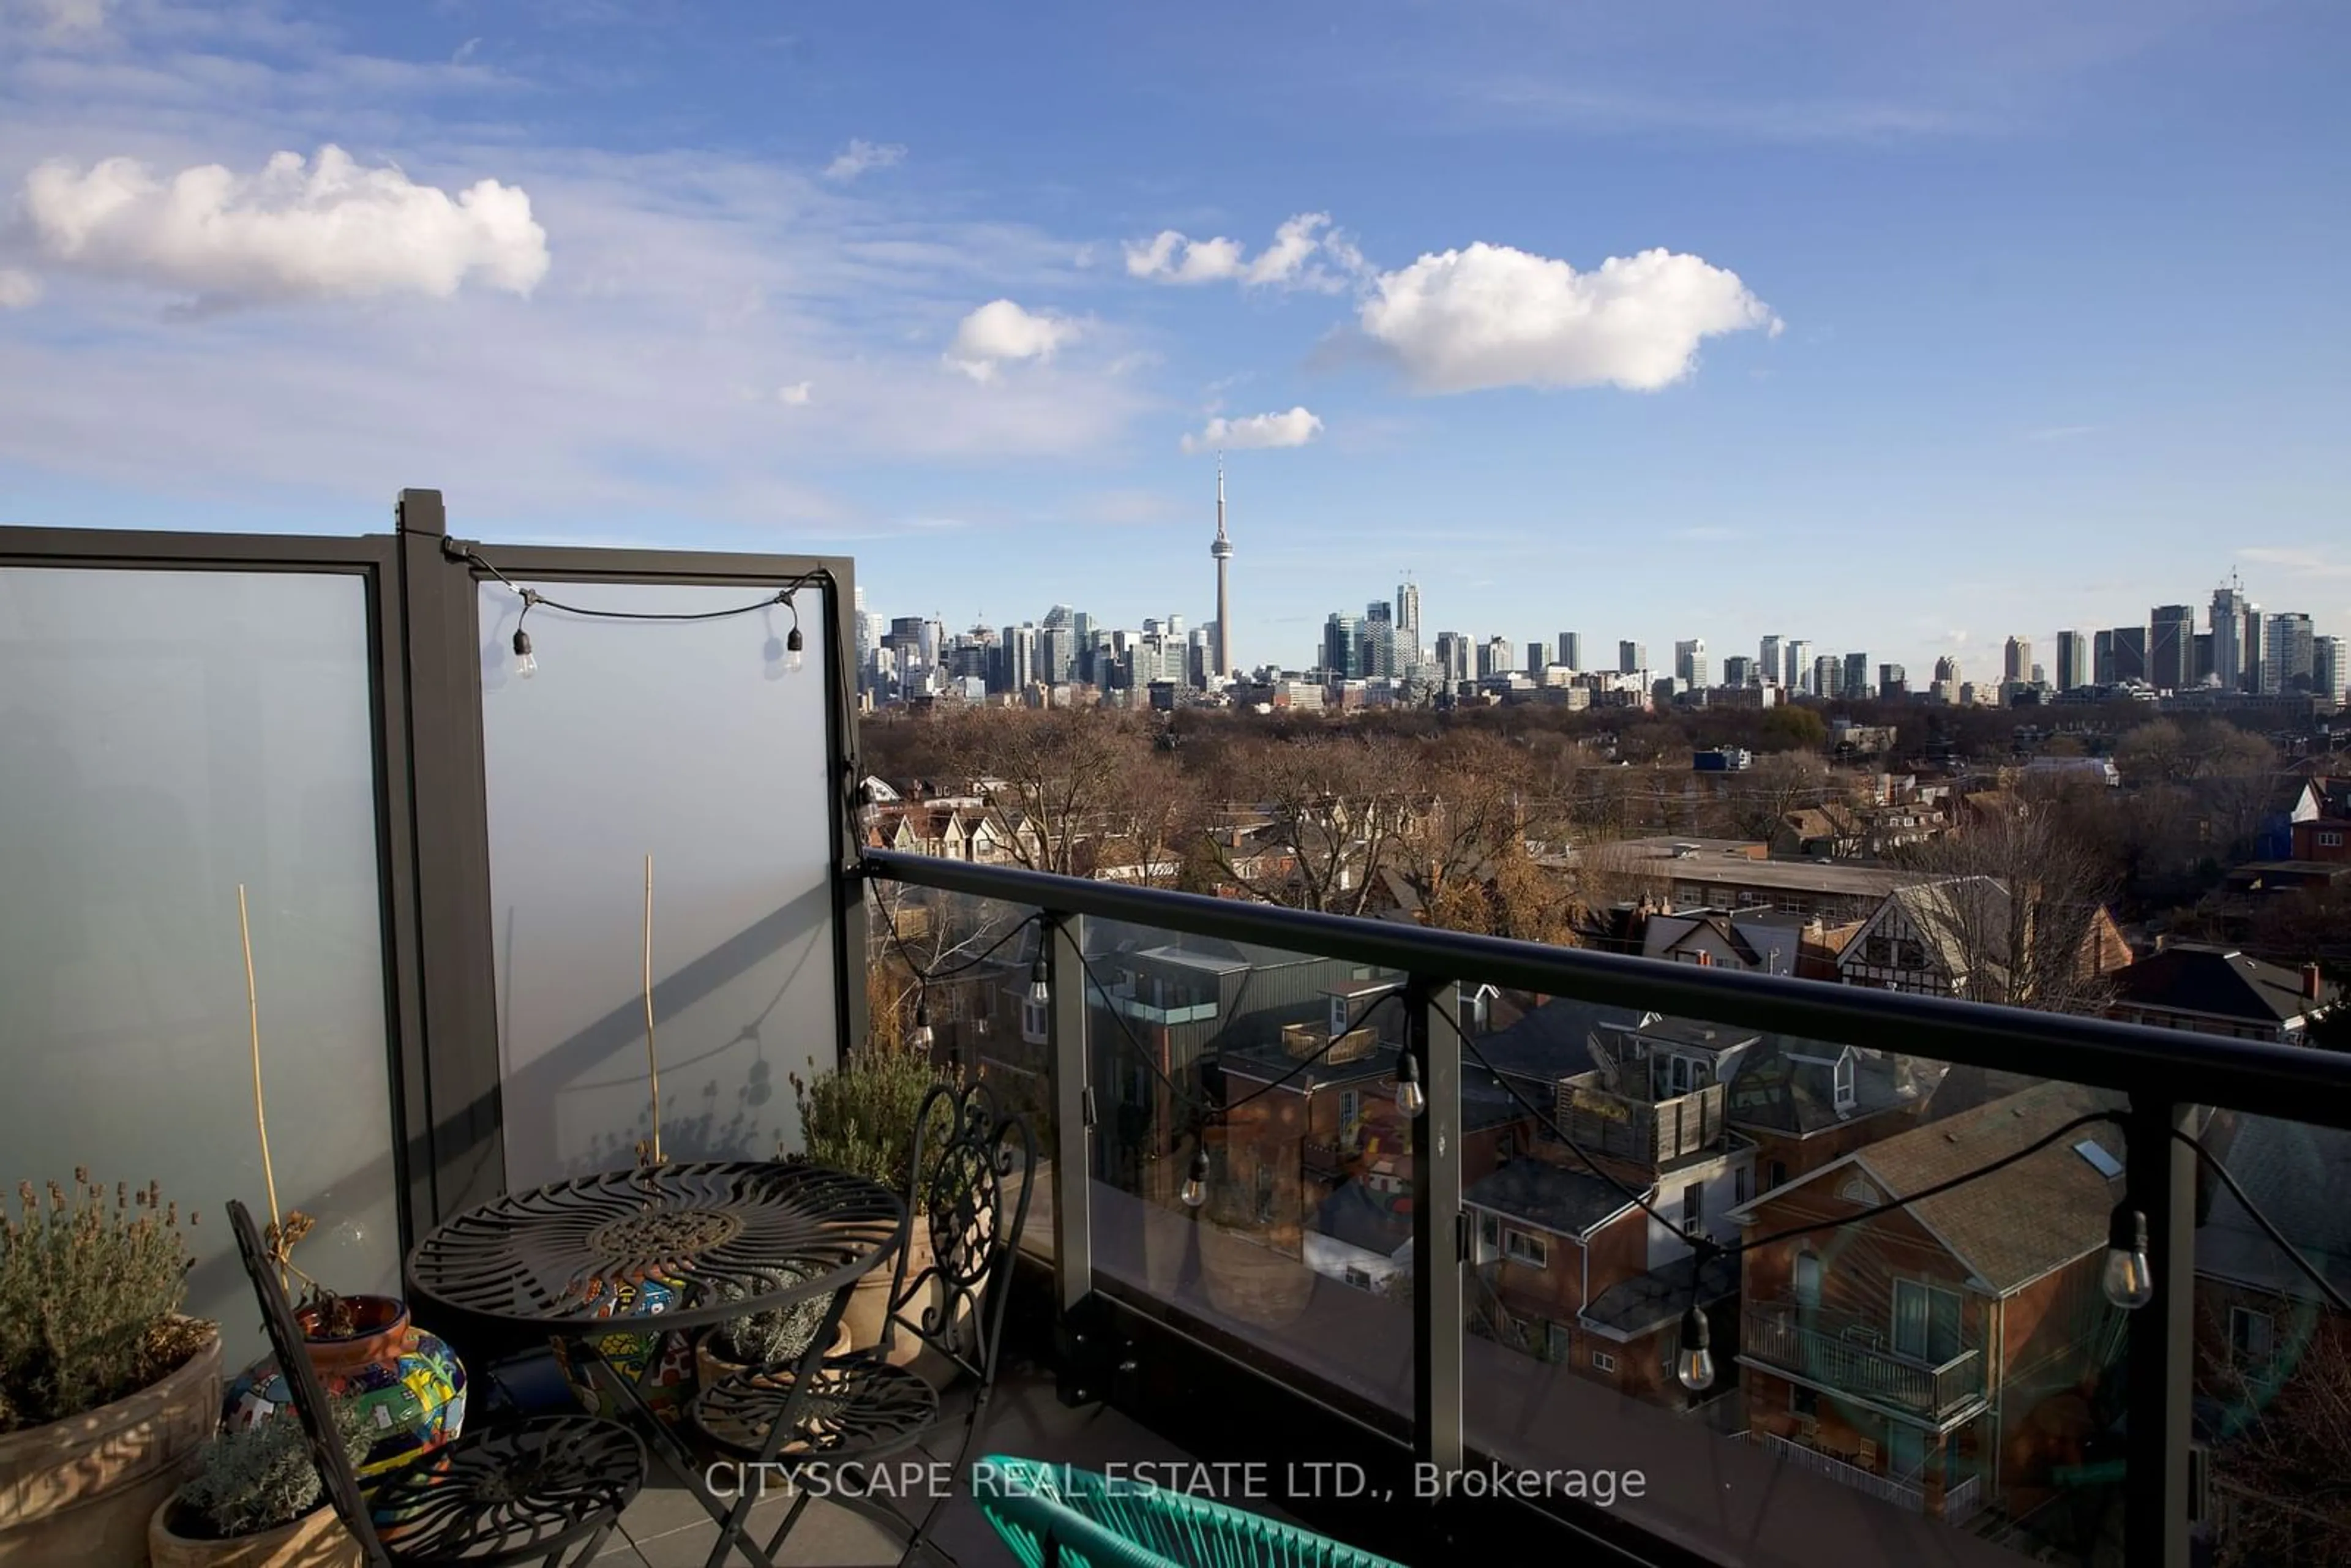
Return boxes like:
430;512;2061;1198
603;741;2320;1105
405;1160;905;1334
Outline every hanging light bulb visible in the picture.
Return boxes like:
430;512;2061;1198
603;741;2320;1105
2102;1203;2154;1310
1676;1303;1715;1392
786;625;805;673
1180;1145;1210;1209
1027;954;1051;1008
908;1002;934;1052
512;627;537;679
1395;1049;1427;1119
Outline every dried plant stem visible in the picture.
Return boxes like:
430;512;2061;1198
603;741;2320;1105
643;853;662;1166
238;885;286;1289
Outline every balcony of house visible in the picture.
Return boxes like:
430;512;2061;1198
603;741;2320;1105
10;501;2351;1568
1741;1301;1988;1421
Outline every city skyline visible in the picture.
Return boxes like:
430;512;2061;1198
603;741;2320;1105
3;4;2347;683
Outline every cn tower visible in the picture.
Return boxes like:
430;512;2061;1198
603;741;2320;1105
1211;453;1234;677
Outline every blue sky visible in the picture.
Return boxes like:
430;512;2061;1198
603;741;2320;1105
2;0;2347;678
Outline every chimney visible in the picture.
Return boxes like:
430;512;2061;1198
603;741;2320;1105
2308;963;2325;1002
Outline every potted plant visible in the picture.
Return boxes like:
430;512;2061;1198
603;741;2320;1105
793;1043;958;1360
0;1172;220;1567
221;1214;466;1481
692;1275;852;1394
148;1399;372;1568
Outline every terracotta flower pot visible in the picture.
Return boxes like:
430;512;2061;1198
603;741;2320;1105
147;1498;363;1568
0;1321;222;1568
693;1322;853;1394
224;1298;465;1480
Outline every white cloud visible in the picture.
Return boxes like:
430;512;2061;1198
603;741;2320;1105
11;0;107;38
2241;546;2351;579
823;139;905;182
1180;406;1322;454
0;268;40;307
1357;242;1779;394
777;381;812;405
943;299;1081;382
20;145;550;305
1125;212;1362;292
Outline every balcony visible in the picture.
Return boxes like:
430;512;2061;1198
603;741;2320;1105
7;503;2351;1568
1742;1303;1987;1420
1739;1432;1987;1527
1105;985;1220;1027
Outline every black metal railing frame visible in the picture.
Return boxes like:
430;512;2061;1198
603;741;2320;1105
863;845;2351;1568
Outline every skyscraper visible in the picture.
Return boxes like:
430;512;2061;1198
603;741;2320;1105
1394;580;1421;676
2150;605;2195;691
1322;613;1359;678
1814;654;1843;699
1558;632;1583;671
1210;457;1234;678
2054;629;2089;693
1785;639;1812;692
1528;641;1548;675
1434;631;1469;685
2211;582;2246;691
2264;613;2314;694
2003;636;2033;684
1482;637;1515;678
1723;655;1753;688
2243;604;2264;693
1843;651;1870;699
1674;639;1709;689
1362;602;1398;678
2314;636;2347;703
1880;663;1908;696
1758;635;1782;686
2109;625;2148;683
1619;640;1646;675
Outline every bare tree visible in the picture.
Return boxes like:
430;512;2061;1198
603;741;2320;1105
1729;751;1837;842
934;707;1185;882
1892;781;2123;1012
2204;1310;2351;1566
1206;732;1418;915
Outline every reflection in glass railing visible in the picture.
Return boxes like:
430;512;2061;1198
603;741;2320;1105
2188;1113;2351;1566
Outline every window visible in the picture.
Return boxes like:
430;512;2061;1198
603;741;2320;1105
1338;1088;1360;1131
1833;1053;1856;1111
1790;1384;1819;1419
1864;935;1892;964
1329;995;1351;1035
1734;1166;1753;1206
1591;1349;1617;1373
1895;939;1927;969
1343;1266;1373;1291
1020;997;1048;1045
2321;830;2344;848
1479;1212;1500;1248
1794;1251;1823;1307
1545;1321;1572;1364
1504;1229;1548;1268
1767;1159;1788;1191
2230;1307;2276;1366
1892;1280;1963;1364
1681;1182;1704;1237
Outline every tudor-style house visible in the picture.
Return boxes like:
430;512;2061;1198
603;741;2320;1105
1835;877;2129;1006
1731;1080;2131;1529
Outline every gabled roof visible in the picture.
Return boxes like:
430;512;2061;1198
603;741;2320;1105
1851;1080;2126;1294
2114;945;2338;1023
1464;1158;1636;1239
1848;876;2014;985
2197;1115;2351;1301
1468;997;1645;1086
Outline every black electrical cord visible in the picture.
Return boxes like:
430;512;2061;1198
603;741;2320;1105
454;543;828;623
2172;1127;2351;1315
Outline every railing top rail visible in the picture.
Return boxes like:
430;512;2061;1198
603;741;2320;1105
863;849;2351;1130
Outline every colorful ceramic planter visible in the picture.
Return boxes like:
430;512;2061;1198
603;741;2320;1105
225;1297;466;1481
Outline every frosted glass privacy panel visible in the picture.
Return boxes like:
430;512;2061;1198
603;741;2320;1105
479;580;842;1190
0;566;402;1361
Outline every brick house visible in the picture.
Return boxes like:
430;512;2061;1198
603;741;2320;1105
1731;1080;2131;1528
1724;1034;1945;1194
2287;777;2351;863
1465;1016;1755;1407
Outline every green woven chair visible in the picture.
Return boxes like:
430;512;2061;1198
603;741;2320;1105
970;1455;1408;1568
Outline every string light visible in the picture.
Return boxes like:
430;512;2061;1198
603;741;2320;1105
512;627;537;679
2102;1203;2154;1310
1027;954;1051;1008
452;543;825;680
1180;1144;1210;1209
908;1000;934;1052
1676;1303;1715;1392
1395;1049;1427;1119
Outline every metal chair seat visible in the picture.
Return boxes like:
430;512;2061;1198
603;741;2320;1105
689;1349;942;1463
370;1414;646;1566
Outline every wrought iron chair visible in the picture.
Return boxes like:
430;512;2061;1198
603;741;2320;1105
225;1199;648;1566
689;1081;1036;1566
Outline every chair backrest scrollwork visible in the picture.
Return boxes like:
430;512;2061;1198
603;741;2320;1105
882;1081;1036;1388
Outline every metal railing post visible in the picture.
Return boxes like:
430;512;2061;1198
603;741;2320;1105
1410;977;1463;1480
2124;1097;2197;1568
1047;912;1093;1316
